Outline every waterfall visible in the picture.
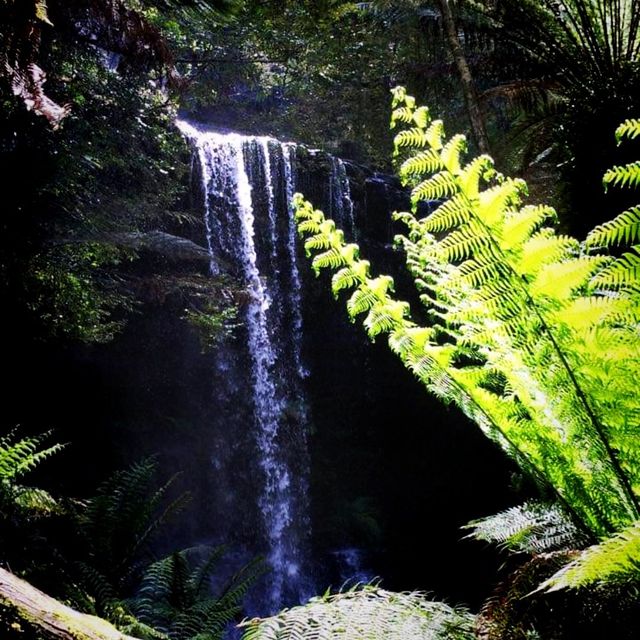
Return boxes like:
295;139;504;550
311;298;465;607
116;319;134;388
178;121;359;612
328;155;356;238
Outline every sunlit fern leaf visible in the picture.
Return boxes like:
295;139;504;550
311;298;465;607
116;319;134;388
586;206;640;248
394;127;432;149
540;520;640;591
530;256;607;300
364;300;411;338
311;248;347;274
603;161;640;190
395;122;445;154
304;233;333;251
421;194;473;233
552;295;633;331
440;134;467;174
501;205;555;251
239;586;476;640
331;266;357;293
413;106;430;129
346;286;379;317
412;171;458;203
391;106;416;127
297;219;322;236
476;178;527;227
293;95;640;557
458;155;494;200
518;230;579;277
434;223;495;263
616;119;640;143
391;85;408;108
590;247;640;289
451;256;506;288
463;501;587;554
399;149;444;180
0;429;64;482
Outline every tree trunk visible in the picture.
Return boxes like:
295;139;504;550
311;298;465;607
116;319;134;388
0;567;140;640
438;0;491;154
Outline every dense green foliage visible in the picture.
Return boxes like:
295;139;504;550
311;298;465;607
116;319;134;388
0;430;63;518
133;547;265;640
0;0;241;345
293;90;640;594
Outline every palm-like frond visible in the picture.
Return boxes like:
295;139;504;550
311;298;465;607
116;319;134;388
239;586;475;640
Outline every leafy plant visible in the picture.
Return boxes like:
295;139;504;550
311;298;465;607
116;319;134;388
464;501;586;554
0;428;64;519
292;88;640;589
68;458;190;623
239;586;475;640
133;546;265;640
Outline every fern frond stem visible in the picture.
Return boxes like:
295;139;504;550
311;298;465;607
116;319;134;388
459;190;640;521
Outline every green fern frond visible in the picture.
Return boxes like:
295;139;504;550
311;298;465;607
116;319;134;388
311;248;347;274
399;149;444;180
363;300;411;338
412;171;458;203
615;119;640;143
440;134;467;174
540;521;640;591
586;206;640;248
239;586;476;640
591;247;640;289
0;429;64;482
413;106;430;129
530;256;607;300
395;121;445;153
464;502;587;554
501;205;555;251
603;161;640;190
458;155;494;200
12;486;61;516
391;106;416;128
420;194;472;233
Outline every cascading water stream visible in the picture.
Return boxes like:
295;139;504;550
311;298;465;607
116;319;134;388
177;120;356;612
329;155;356;238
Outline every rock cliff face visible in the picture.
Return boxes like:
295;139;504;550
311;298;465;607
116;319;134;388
8;125;515;616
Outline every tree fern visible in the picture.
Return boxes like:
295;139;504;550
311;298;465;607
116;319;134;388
239;586;475;640
294;89;640;582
